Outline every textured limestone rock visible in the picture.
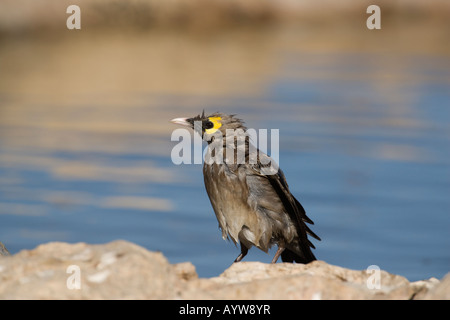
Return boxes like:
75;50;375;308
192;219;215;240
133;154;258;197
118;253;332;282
0;241;179;299
0;240;447;299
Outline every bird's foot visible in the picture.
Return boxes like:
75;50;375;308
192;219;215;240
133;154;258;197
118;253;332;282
271;246;285;264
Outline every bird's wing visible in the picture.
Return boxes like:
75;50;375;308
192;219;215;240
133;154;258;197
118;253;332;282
248;153;321;243
267;168;320;241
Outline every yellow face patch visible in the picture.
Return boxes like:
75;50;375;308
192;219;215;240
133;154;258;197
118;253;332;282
205;116;222;134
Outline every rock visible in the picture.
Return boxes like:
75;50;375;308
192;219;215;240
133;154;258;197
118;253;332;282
0;240;448;299
0;240;179;299
415;274;450;300
181;261;415;300
173;262;198;282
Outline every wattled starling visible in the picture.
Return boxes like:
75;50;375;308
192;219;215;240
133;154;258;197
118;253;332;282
171;111;320;263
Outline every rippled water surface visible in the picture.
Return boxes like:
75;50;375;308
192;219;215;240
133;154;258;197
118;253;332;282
0;26;449;280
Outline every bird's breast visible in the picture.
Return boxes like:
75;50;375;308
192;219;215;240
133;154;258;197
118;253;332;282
203;163;261;245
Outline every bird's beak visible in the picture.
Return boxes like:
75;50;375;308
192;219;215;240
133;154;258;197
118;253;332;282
170;117;192;127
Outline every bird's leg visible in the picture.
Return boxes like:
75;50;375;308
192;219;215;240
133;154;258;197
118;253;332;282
271;246;285;264
234;245;248;263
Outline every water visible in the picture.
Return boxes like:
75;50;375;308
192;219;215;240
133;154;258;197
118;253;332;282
0;27;449;281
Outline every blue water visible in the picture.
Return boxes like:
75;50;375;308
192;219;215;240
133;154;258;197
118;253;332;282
0;41;449;282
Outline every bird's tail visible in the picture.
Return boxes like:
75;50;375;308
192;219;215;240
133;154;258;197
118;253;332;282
281;247;316;264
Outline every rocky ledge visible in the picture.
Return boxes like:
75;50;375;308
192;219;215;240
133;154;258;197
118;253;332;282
0;240;447;299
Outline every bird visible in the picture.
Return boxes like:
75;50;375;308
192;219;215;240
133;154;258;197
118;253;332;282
171;111;320;264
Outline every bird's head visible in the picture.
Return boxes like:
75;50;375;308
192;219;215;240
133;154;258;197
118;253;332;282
170;111;246;140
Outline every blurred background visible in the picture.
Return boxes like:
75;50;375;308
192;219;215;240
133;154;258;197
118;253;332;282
0;0;449;281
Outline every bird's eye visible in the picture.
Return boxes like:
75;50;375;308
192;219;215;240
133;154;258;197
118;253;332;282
204;121;214;130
